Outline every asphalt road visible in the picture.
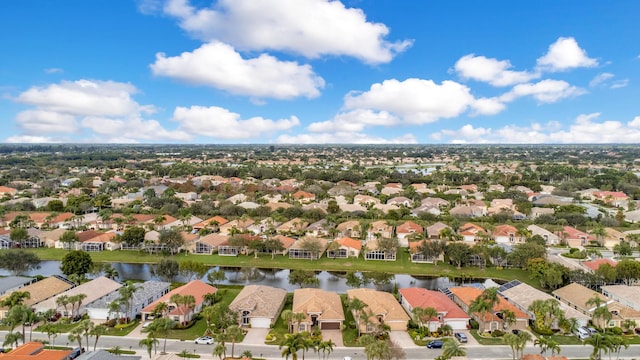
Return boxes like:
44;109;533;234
3;330;639;360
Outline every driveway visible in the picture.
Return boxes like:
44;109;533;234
388;331;418;348
242;328;269;345
322;330;343;347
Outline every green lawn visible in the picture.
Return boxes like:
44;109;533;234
265;294;293;346
469;330;507;345
28;248;539;288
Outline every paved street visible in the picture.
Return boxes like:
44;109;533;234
3;330;640;359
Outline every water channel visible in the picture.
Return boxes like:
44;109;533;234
2;260;494;293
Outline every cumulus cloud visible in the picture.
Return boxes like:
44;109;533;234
5;135;62;143
432;113;640;144
499;79;586;103
470;97;507;116
536;37;598;72
151;41;324;99
15;110;77;133
344;78;476;124
307;109;399;133
16;79;152;117
44;68;64;74
277;132;417;144
172;105;300;139
161;0;412;64
589;73;614;87
454;54;539;87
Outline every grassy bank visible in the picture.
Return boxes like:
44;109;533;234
28;248;538;288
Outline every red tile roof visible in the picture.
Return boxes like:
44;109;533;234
336;237;362;250
583;258;617;271
399;288;469;320
141;280;217;314
396;221;423;234
0;342;71;360
449;287;529;321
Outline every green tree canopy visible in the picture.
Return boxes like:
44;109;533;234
60;250;93;278
0;249;40;275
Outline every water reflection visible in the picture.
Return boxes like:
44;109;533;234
1;260;488;293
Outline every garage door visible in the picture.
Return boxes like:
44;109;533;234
320;322;341;330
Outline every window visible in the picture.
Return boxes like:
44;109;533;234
242;311;250;326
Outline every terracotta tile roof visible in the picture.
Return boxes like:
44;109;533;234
336;237;362;250
492;224;517;237
197;234;228;247
0;342;71;360
141;280;216;314
193;216;229;229
83;232;117;243
583;258;617;271
396;221;423;234
458;223;486;236
399;288;469;320
449;287;528;320
552;283;608;312
347;288;409;323
562;226;594;240
76;230;103;242
34;276;122;313
273;235;296;249
293;288;345;322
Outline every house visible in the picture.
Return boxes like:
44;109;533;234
336;220;363;239
347;288;410;333
229;285;287;328
0;185;18;198
326;237;362;258
366;220;394;240
381;183;403;196
409;240;444;263
602;228;625;250
448;286;529;332
426;222;451;239
277;218;309;235
498;280;590;328
458;223;487;243
559;226;595;248
552;283;612;316
552;283;640;328
288;237;328;260
487;199;516;215
292;190;316;203
387;196;412;207
292;288;345;332
363;238;396;261
354;194;380;207
492;225;525;245
218;234;260;256
421;197;450;209
372;203;400;214
593;191;628;207
81;231;120;251
0;276;73;320
0;276;37;297
305;219;329;238
141;280;217;324
192;234;228;254
33;276;123;315
219;218;254;235
527;225;560;245
396;221;424;246
582;258;617;273
602;285;640;311
192;216;229;232
411;204;442;217
449;205;487;218
529;207;555;220
398;288;470;331
85;281;171;320
0;342;71;360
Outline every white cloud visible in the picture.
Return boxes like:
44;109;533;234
471;97;506;116
81;116;191;141
432;113;640;144
344;78;477;124
499;79;586;103
151;41;324;99
5;135;61;143
15;110;77;133
589;72;614;87
16;79;151;117
610;79;629;89
161;0;412;64
307;109;399;133
172;105;300;139
454;54;539;87
536;37;598;72
277;132;417;144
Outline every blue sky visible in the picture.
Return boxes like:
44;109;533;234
1;0;639;144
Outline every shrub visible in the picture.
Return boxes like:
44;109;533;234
491;330;504;337
105;319;117;328
610;327;623;335
469;320;479;330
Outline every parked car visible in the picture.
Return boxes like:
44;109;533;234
69;347;84;360
454;332;468;343
511;329;520;335
635;328;640;335
427;340;444;349
587;327;598;335
195;336;214;345
575;327;590;340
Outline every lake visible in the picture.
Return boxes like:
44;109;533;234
1;260;494;293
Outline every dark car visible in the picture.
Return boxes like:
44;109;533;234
635;328;640;335
427;340;444;349
69;348;84;360
454;332;468;343
511;329;521;335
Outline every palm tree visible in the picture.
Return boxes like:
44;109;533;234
608;335;629;360
584;333;612;360
534;336;560;356
280;332;306;360
442;339;467;359
225;324;244;358
317;339;335;360
139;338;158;359
364;339;390;360
469;296;492;333
118;282;139;323
3;332;23;348
281;309;294;333
56;295;70;316
501;309;517;331
348;297;367;337
412;306;438;335
144;318;175;354
39;323;59;349
89;324;108;351
212;343;225;360
586;294;612;329
292;312;307;333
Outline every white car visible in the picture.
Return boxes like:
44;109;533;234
194;336;214;345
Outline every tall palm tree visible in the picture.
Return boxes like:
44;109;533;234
118;282;139;323
90;324;108;351
584;333;612;360
225;324;244;359
534;336;560;356
2;332;23;348
145;318;175;354
280;332;306;360
292;312;307;333
317;339;335;360
469;296;492;333
364;339;390;360
586;294;612;329
212;343;225;360
348;297;367;337
281;309;294;333
442;339;467;359
139;337;158;359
